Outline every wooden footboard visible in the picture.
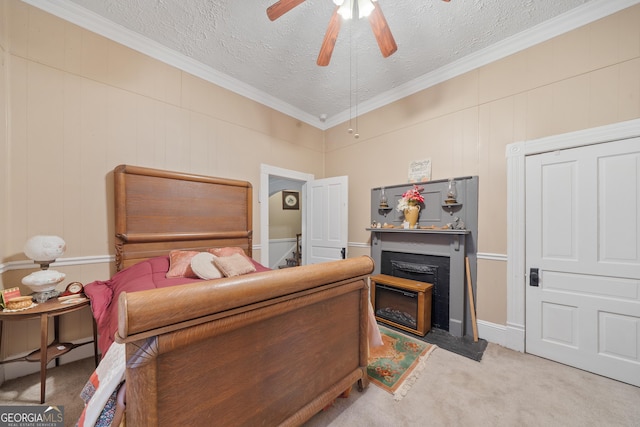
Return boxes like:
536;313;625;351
116;256;374;427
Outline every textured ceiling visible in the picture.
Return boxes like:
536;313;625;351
30;0;634;128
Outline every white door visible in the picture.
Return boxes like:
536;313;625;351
525;137;640;387
306;176;348;264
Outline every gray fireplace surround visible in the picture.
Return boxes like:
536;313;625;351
368;176;478;338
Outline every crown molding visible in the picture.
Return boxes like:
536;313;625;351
21;0;319;127
324;0;640;129
22;0;640;131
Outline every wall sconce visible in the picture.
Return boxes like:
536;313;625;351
21;235;66;302
445;179;458;204
379;187;389;209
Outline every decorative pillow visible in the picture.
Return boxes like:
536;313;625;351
213;253;257;277
166;250;200;278
208;247;247;257
190;252;223;280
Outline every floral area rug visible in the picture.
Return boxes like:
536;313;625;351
367;326;436;401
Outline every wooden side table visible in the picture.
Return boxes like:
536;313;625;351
0;297;98;403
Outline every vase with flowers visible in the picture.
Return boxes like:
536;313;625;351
397;185;425;229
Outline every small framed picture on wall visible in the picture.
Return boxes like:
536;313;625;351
282;191;300;210
408;158;432;183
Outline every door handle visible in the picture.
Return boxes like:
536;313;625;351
529;268;539;287
341;248;346;259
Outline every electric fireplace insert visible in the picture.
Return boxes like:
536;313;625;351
371;274;433;336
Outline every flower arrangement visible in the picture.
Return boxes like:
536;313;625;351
396;185;425;212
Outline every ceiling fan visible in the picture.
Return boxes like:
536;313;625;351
267;0;451;66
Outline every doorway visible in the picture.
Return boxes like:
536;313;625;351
525;137;640;386
260;165;313;269
506;118;640;386
260;164;350;269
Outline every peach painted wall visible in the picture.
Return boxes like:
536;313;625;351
326;5;640;326
0;0;323;371
1;1;8;268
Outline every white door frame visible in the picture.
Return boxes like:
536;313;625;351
505;118;640;352
259;164;314;267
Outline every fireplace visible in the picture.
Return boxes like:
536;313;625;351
371;274;432;336
381;251;449;330
375;284;418;328
368;176;478;338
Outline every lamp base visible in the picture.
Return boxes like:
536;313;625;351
32;290;60;303
22;269;65;296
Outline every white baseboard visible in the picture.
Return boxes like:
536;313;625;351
476;319;525;353
476;320;506;347
505;322;526;352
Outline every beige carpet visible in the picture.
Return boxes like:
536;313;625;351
305;343;640;426
1;344;639;427
0;358;94;427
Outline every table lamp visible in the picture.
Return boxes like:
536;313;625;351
21;235;66;302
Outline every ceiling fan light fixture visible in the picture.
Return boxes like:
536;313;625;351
337;0;352;20
335;0;374;20
357;0;375;18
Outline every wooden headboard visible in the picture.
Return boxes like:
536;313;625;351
113;165;252;271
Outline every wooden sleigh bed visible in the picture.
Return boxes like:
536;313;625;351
80;165;376;427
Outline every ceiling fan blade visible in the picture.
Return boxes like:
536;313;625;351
266;0;305;21
316;6;342;67
368;2;397;58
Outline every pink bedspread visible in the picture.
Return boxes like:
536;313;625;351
84;256;269;355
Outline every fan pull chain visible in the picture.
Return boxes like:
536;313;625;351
354;35;359;139
346;15;360;139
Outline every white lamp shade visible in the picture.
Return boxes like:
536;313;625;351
24;235;66;262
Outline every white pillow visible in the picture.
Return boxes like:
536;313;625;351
190;252;223;280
